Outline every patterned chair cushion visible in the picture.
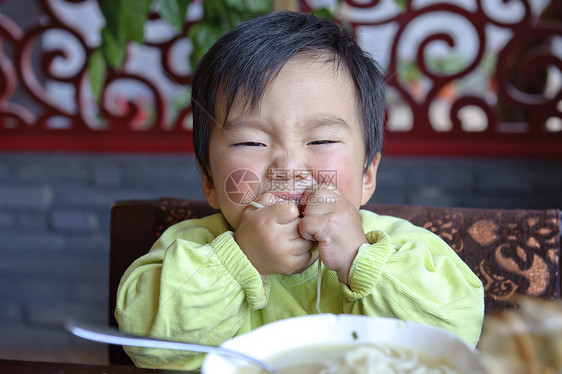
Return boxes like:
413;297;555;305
153;197;561;313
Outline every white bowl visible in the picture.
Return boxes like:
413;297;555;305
202;314;485;373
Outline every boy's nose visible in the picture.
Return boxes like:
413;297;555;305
267;148;311;186
269;146;305;171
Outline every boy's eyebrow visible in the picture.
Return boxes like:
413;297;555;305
221;118;263;130
222;114;350;130
304;114;350;130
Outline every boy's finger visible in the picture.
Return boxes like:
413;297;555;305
298;214;321;241
283;218;310;241
252;192;300;223
299;214;341;246
270;200;301;223
301;175;341;206
287;235;314;255
303;188;341;216
283;241;317;274
316;182;341;196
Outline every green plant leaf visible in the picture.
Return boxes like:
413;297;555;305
99;0;125;68
312;7;335;19
394;0;407;11
224;9;246;29
221;0;270;14
99;0;123;40
98;0;154;69
101;25;126;68
87;48;107;101
243;0;271;14
120;0;153;43
154;0;190;34
223;0;245;12
189;22;224;48
188;21;224;69
202;0;229;23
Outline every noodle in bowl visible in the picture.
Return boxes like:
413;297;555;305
202;315;485;373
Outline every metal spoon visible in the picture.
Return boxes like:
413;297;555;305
65;320;275;373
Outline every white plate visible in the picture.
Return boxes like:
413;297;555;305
202;314;485;373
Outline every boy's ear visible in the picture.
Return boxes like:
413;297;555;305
360;152;381;206
200;166;220;209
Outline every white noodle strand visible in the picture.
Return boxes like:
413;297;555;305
316;258;322;314
317;344;461;374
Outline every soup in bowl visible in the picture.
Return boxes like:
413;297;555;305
201;314;485;373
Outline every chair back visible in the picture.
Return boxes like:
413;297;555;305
109;197;561;365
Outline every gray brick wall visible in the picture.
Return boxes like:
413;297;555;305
373;157;562;209
0;153;205;353
0;152;560;357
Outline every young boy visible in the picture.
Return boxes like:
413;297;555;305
116;11;484;370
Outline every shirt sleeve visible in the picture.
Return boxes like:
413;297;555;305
115;223;267;370
341;213;485;348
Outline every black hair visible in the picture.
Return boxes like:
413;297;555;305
191;11;385;180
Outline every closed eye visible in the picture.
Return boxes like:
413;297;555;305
307;140;339;146
233;142;266;147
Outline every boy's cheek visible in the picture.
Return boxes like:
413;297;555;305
219;199;254;231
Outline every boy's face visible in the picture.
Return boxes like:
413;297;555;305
202;55;380;229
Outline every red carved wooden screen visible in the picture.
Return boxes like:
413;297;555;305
0;0;561;155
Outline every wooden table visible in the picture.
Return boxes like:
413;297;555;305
0;359;198;373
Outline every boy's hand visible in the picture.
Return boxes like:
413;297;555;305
235;193;314;278
299;185;367;284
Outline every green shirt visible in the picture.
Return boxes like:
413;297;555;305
116;210;484;370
